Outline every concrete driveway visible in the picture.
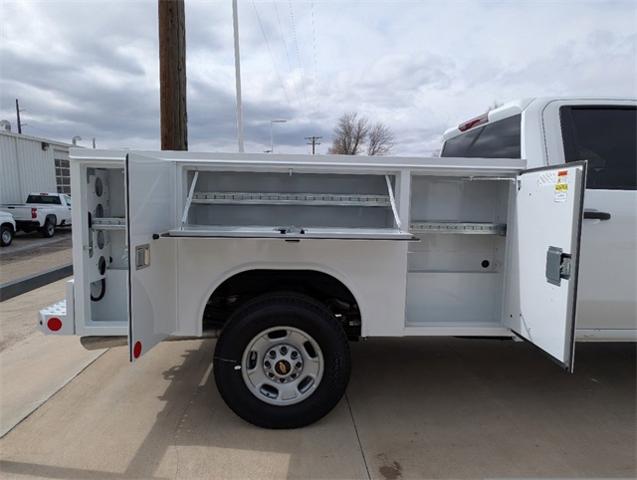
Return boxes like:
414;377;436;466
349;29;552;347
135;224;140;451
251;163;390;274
0;336;635;479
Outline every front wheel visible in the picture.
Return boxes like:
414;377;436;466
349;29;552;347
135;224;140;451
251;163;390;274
213;293;351;429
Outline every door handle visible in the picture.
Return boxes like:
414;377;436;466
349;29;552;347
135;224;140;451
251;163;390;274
583;210;611;221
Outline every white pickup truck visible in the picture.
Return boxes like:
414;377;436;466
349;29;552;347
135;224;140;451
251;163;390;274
0;192;72;238
441;97;636;340
37;97;634;429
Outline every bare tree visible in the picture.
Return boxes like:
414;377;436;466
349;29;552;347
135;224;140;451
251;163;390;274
367;122;394;156
328;113;369;155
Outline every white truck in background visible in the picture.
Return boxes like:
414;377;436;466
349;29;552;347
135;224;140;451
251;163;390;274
0;192;72;238
441;98;637;340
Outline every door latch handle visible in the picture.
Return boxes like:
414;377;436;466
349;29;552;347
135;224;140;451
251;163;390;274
584;210;611;221
135;244;150;270
546;246;571;286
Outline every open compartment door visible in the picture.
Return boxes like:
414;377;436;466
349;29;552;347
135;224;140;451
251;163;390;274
126;153;178;362
504;162;586;371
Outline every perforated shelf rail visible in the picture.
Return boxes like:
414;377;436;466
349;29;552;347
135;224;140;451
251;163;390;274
91;217;126;230
410;221;507;235
191;191;391;207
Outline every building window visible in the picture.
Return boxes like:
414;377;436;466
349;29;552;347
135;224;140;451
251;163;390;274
55;158;71;194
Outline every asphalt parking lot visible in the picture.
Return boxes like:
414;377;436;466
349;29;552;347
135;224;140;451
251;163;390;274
0;324;635;479
0;229;72;284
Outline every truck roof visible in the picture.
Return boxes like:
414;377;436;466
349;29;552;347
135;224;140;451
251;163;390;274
442;96;636;141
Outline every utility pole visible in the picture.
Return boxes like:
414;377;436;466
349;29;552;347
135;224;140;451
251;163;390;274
158;0;188;150
305;136;321;155
232;0;245;153
15;99;22;134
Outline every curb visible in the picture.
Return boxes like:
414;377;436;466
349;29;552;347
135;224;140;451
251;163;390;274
0;263;73;302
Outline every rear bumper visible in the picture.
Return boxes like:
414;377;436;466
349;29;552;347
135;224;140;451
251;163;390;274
39;280;75;335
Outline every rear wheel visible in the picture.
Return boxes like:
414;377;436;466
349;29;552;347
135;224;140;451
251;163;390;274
0;225;13;247
213;292;351;429
40;218;55;238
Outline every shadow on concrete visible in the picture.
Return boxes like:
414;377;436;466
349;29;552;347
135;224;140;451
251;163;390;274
1;338;635;479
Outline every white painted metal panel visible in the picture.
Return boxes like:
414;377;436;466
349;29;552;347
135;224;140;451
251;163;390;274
503;163;585;371
0;134;21;204
126;153;178;361
406;272;502;326
173;237;408;337
0;132;63;203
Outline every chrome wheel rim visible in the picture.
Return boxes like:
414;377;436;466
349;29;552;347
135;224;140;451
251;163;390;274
2;230;11;243
241;326;324;406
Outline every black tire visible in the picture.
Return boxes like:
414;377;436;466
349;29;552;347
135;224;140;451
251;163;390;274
40;218;55;238
213;292;351;429
0;224;13;247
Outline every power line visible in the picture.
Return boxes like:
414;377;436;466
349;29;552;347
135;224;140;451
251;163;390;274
287;1;307;105
305;136;321;155
252;1;292;106
310;1;319;88
273;1;294;77
272;0;301;107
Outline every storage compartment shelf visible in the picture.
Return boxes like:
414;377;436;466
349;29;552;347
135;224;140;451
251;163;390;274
163;224;413;240
191;191;391;207
410;221;506;236
92;217;126;230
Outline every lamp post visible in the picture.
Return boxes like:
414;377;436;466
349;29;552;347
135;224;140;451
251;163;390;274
270;119;287;153
232;0;244;152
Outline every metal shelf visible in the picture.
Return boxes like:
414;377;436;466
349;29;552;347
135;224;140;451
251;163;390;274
92;217;126;230
164;225;413;241
191;191;391;207
410;221;506;236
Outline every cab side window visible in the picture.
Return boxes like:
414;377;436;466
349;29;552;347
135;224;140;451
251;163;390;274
560;106;637;190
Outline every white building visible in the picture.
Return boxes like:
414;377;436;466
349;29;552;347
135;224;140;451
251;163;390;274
0;131;73;204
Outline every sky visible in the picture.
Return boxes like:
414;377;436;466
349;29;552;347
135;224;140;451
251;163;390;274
1;0;636;155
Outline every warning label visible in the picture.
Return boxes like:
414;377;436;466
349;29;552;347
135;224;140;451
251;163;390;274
554;182;568;202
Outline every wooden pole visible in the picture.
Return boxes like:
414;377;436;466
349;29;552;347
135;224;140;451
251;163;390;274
158;0;188;150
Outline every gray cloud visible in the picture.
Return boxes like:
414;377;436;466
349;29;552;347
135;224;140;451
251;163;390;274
1;0;635;155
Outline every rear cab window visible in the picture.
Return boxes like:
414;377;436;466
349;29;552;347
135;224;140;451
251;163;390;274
441;115;521;158
560;106;637;190
26;194;62;205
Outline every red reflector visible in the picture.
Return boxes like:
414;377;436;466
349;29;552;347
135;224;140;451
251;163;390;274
458;113;489;132
558;170;568;176
47;317;62;331
133;341;142;359
31;208;37;219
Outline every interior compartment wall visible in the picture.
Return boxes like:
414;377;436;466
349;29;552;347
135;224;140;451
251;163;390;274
187;171;394;228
